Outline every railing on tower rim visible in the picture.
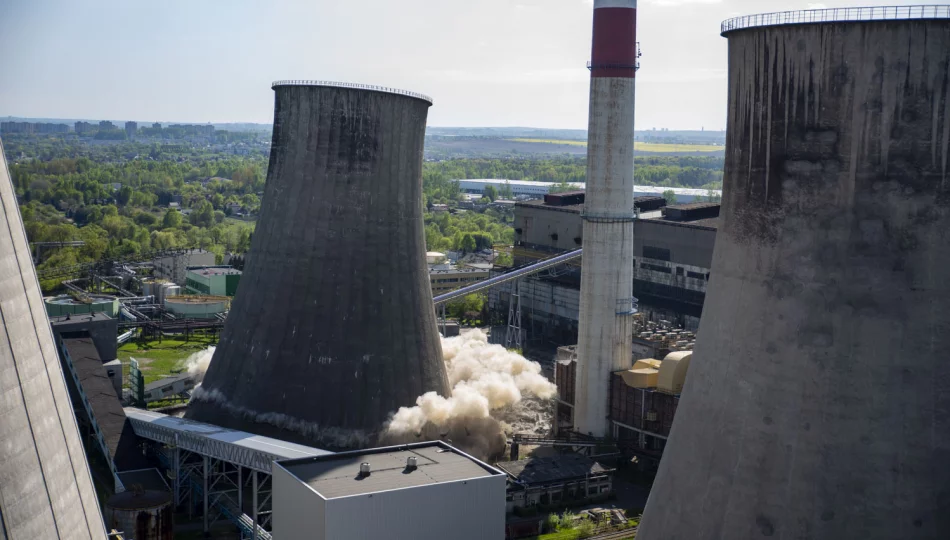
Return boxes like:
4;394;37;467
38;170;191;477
721;5;950;34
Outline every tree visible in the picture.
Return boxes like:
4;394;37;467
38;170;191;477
162;208;182;229
459;233;476;253
190;200;215;228
134;212;157;227
483;185;498;202
116;185;133;206
662;189;678;205
499;181;514;200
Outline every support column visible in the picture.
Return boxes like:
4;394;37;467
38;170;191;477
203;455;209;533
238;466;243;512
252;471;259;540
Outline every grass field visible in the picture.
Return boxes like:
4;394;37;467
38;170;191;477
117;335;216;384
507;138;724;153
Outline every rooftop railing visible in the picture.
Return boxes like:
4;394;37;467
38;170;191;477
270;80;433;104
721;5;950;34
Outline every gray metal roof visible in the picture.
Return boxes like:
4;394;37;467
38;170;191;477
125;408;331;472
495;454;613;486
280;443;500;499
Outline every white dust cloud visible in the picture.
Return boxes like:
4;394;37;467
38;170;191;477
182;346;215;382
382;329;556;459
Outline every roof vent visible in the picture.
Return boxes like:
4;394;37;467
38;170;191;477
359;462;371;477
406;456;418;471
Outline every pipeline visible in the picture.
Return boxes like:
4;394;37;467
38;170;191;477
432;248;582;306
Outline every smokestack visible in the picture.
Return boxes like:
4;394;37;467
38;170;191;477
639;9;950;540
187;81;451;448
573;0;638;437
0;140;107;537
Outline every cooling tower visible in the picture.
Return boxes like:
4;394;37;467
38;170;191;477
187;81;450;448
573;0;638;437
638;7;950;540
0;140;107;538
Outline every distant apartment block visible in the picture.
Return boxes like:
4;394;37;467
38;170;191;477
168;124;215;137
125;121;137;139
0;122;34;134
75;121;96;134
1;122;68;134
98;120;117;130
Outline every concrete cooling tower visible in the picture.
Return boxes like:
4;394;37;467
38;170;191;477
639;7;950;540
187;81;450;448
0;140;106;538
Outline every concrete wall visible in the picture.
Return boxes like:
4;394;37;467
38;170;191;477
0;141;106;537
324;476;506;540
639;18;950;540
515;204;584;253
188;84;450;448
634;220;715;269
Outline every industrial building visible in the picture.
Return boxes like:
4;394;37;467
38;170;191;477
456;178;720;203
639;7;950;540
188;81;451;448
490;192;717;350
0;139;107;539
554;316;696;461
153;248;216;285
429;264;490;295
273;441;506;540
184;266;242;296
495;453;614;512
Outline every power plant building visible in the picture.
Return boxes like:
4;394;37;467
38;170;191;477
273;441;506;540
188;81;451;448
490;193;717;349
0;140;107;538
639;7;950;540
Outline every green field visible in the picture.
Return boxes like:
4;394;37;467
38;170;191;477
118;336;216;384
508;138;724;153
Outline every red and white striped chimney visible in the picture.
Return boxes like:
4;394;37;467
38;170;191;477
574;0;638;437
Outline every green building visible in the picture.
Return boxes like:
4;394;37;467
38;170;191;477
184;266;242;296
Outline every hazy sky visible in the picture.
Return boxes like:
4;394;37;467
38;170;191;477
0;0;927;129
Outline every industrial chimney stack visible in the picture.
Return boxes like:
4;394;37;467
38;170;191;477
573;0;639;437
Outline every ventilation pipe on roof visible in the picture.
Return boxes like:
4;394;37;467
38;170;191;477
359;462;371;478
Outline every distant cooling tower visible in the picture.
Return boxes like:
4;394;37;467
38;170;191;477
187;81;450;448
638;8;950;540
0;141;106;538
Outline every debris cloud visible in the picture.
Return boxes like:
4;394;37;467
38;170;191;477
382;329;556;459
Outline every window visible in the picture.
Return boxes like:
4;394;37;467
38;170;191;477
687;271;705;280
643;246;671;261
588;487;598;496
676;267;684;276
641;263;672;274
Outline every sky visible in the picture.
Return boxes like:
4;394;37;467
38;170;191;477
0;0;929;130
